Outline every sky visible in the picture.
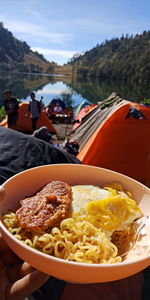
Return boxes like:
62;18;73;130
0;0;150;65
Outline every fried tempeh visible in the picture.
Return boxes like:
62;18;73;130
16;181;72;233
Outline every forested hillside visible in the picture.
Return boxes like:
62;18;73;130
69;31;150;83
0;22;55;73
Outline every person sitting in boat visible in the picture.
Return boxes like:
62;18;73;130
27;92;42;131
3;89;19;129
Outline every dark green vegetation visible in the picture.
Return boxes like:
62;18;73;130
0;22;56;73
69;31;150;84
0;106;5;122
68;78;150;104
143;98;150;105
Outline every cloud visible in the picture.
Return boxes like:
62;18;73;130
1;18;72;45
36;87;70;95
31;47;78;65
27;8;42;19
32;47;77;58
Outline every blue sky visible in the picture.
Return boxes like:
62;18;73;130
0;0;150;65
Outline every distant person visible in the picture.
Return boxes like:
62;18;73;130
3;89;19;129
45;104;53;119
53;103;63;113
27;92;42;131
50;103;56;113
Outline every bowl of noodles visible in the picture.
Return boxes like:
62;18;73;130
0;164;150;283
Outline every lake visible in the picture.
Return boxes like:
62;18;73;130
0;72;150;107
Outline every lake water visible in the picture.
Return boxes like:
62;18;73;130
0;72;150;107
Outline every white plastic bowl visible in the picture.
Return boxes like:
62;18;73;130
0;164;150;283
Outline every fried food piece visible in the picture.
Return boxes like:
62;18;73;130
16;181;72;233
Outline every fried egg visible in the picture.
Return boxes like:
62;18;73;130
71;184;143;235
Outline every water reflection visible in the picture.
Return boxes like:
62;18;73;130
0;72;149;108
0;72;87;107
0;72;68;103
69;79;150;103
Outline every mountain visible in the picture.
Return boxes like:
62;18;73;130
0;22;56;73
69;31;150;84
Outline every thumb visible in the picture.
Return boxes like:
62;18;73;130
8;270;49;300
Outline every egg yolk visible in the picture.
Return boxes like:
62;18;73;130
86;194;142;233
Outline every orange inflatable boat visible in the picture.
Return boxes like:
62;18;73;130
0;102;57;134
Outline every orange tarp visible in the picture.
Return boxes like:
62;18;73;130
78;103;150;185
0;102;56;134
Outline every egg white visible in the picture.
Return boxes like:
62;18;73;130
70;185;142;234
71;185;110;213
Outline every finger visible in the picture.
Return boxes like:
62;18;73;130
7;262;34;283
19;261;35;276
7;270;49;300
